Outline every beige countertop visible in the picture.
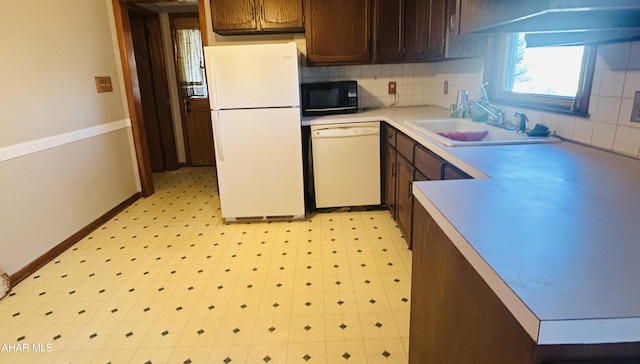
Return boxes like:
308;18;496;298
304;106;640;346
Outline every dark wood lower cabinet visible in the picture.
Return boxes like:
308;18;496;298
410;199;640;363
410;200;537;363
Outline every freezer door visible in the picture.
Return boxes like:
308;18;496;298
205;42;301;110
212;108;305;220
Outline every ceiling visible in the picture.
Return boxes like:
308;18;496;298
136;1;198;13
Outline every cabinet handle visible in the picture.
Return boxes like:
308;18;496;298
450;14;458;32
260;4;264;21
408;180;412;199
251;4;255;19
391;163;396;177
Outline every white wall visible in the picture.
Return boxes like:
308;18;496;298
0;0;139;276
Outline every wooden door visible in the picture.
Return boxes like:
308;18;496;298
184;97;215;165
259;0;304;31
129;12;178;172
305;0;372;65
404;0;429;62
373;0;405;63
210;0;257;33
171;14;214;166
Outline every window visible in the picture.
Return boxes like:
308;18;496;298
175;27;207;97
485;33;597;115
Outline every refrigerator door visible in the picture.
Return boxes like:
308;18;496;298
205;42;301;110
212;108;305;220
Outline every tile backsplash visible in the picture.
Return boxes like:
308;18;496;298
301;41;640;159
300;58;484;111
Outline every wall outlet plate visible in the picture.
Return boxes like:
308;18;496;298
388;81;397;95
632;91;640;122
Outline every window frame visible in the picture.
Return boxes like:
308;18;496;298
483;34;597;117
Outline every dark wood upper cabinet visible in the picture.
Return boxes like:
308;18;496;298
210;0;256;33
210;0;304;34
260;0;304;31
305;0;372;65
404;0;429;62
373;0;405;63
426;0;447;61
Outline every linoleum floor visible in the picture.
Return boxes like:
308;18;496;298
0;167;411;363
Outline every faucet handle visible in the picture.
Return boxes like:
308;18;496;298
479;82;490;102
515;112;529;132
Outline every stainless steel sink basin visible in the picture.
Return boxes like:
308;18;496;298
404;119;560;147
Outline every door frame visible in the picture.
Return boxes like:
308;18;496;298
111;0;209;196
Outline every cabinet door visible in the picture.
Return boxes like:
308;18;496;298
385;143;397;218
426;0;447;61
396;154;414;247
305;0;372;65
210;0;257;33
404;0;429;62
373;0;405;63
259;0;304;32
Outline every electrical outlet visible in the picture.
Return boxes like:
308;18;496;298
444;80;449;95
632;91;640;122
388;81;397;95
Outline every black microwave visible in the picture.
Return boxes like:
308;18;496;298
301;80;358;116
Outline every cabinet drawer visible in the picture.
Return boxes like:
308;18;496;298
414;145;444;180
384;124;397;147
396;132;415;161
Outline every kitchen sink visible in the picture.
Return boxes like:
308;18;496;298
404;119;560;147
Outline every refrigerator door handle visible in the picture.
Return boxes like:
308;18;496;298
212;111;225;162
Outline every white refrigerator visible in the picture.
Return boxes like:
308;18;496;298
204;42;305;222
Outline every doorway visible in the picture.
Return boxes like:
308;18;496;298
170;14;215;166
129;7;178;172
112;0;212;196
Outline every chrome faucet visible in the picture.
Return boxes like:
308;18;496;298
474;82;508;127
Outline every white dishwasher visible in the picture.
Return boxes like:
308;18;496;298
311;121;381;208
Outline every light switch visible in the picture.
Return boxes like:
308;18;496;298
95;76;113;93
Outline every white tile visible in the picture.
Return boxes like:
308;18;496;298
613;126;640;156
623;70;640;98
591;122;617;150
618;97;640;127
629;41;640;70
593;96;622;124
598;70;626;97
555;115;576;139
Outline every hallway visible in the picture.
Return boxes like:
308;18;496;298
0;167;412;363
